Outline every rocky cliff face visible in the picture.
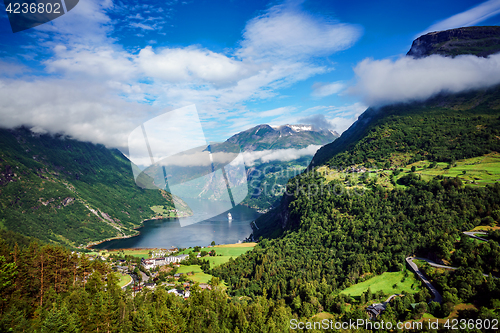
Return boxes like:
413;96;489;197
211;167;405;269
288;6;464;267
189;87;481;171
407;26;500;58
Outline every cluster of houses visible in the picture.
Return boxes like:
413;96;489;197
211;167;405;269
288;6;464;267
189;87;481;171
129;276;212;299
141;254;189;270
107;248;216;298
168;288;190;298
150;248;178;258
366;303;386;318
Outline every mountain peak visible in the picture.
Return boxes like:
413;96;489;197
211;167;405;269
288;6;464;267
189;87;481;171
407;26;500;58
271;124;339;136
270;124;313;132
224;123;338;152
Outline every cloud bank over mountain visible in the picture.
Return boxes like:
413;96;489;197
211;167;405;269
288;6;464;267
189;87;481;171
350;53;500;106
242;145;322;166
0;0;362;151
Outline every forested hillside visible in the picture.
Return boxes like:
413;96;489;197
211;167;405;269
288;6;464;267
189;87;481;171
0;230;293;332
312;86;500;168
211;28;500;324
0;128;179;247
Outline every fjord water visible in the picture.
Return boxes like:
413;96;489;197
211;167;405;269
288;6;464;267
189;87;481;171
94;201;260;249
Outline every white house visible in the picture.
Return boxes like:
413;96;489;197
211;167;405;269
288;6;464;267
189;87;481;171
142;254;189;269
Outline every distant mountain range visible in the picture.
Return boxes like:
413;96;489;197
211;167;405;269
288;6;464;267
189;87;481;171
0;122;337;246
218;124;338;211
222;124;338;152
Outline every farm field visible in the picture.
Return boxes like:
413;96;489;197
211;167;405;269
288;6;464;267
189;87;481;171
215;242;257;248
401;152;500;185
341;271;421;297
318;152;500;192
180;243;256;267
150;205;177;218
209;243;256;267
116;274;132;288
177;265;215;284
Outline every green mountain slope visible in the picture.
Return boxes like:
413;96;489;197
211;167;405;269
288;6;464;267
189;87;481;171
212;27;500;320
211;124;338;211
0;127;181;247
312;86;500;169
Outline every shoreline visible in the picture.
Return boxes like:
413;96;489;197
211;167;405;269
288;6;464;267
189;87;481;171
85;214;189;249
86;206;259;250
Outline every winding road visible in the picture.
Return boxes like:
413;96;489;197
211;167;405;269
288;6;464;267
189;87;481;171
405;257;443;303
121;274;134;289
405;230;498;303
406;255;495;304
463;231;489;242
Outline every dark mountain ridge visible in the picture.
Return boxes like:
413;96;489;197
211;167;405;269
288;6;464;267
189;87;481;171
407;26;500;58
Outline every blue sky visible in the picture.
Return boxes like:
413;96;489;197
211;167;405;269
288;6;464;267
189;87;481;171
0;0;500;153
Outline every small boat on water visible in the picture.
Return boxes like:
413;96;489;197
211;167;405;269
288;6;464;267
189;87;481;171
228;213;232;221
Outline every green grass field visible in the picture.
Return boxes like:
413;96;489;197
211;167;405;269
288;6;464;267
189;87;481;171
213;244;255;256
176;265;216;284
116;273;132;288
179;243;256;267
177;265;203;274
341;271;421;297
189;272;213;284
150;205;176;218
401;152;500;186
206;256;234;267
319;152;500;192
207;244;256;267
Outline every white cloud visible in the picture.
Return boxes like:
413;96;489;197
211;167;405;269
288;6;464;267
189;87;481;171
311;81;344;97
129;22;155;31
137;46;261;85
242;145;322;166
297;114;334;130
0;0;363;149
0;60;30;77
257;106;295;118
45;45;136;81
420;0;500;36
325;103;367;133
237;3;362;61
350;54;500;106
0;77;149;150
